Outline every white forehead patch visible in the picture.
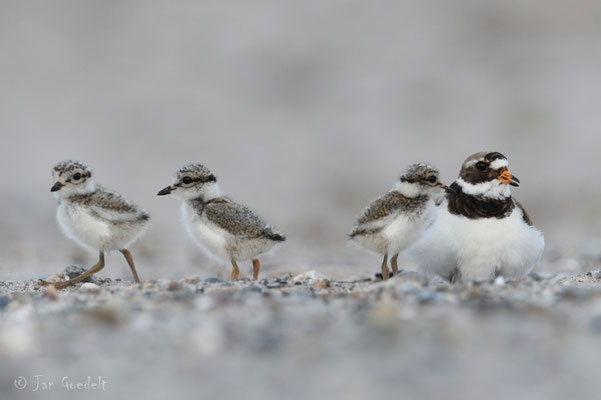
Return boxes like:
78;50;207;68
464;158;508;170
456;178;511;200
464;159;480;168
490;158;509;170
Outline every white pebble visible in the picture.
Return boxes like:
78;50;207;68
292;270;330;283
80;283;101;293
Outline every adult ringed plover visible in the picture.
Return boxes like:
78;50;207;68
408;151;544;282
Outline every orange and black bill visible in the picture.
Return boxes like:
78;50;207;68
498;171;520;187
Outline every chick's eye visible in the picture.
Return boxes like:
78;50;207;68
72;173;81;181
428;175;437;183
476;162;487;171
182;176;192;184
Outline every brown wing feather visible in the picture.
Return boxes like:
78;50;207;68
205;198;284;240
356;191;410;224
70;186;149;223
514;199;533;226
92;189;138;214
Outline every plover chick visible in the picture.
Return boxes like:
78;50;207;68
349;163;451;280
408;151;544;282
157;163;285;280
41;160;149;289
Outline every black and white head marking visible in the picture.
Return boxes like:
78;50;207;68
157;163;220;201
397;163;450;198
448;151;521;219
454;152;519;200
51;160;95;196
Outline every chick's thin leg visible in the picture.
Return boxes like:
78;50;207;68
381;254;389;281
40;251;105;289
252;259;261;280
120;248;141;283
231;259;241;280
390;253;399;277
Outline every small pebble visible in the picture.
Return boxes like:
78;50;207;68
530;271;556;281
0;295;11;308
80;283;100;293
48;273;64;282
417;291;439;304
314;280;331;288
430;275;451;290
64;265;96;282
292;271;330;283
43;285;60;301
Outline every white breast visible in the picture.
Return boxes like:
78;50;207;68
382;209;432;254
352;201;435;256
57;202;111;251
408;201;544;281
181;203;231;261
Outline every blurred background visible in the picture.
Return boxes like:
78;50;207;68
4;3;601;400
1;0;601;279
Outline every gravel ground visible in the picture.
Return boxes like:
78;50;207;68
2;267;601;400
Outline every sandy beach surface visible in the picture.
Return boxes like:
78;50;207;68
3;267;601;400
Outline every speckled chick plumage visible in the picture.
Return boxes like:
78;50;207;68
52;160;150;252
158;163;285;262
350;163;446;256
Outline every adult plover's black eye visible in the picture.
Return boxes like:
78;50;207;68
476;162;487;171
182;176;192;184
72;173;81;181
428;175;437;183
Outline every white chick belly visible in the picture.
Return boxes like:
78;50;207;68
57;205;113;251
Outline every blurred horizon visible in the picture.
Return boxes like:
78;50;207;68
1;0;601;280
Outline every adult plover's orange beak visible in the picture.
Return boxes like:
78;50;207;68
50;182;64;192
498;170;520;187
157;186;173;196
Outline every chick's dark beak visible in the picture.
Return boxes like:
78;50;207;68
442;184;455;194
50;182;64;192
157;186;173;196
